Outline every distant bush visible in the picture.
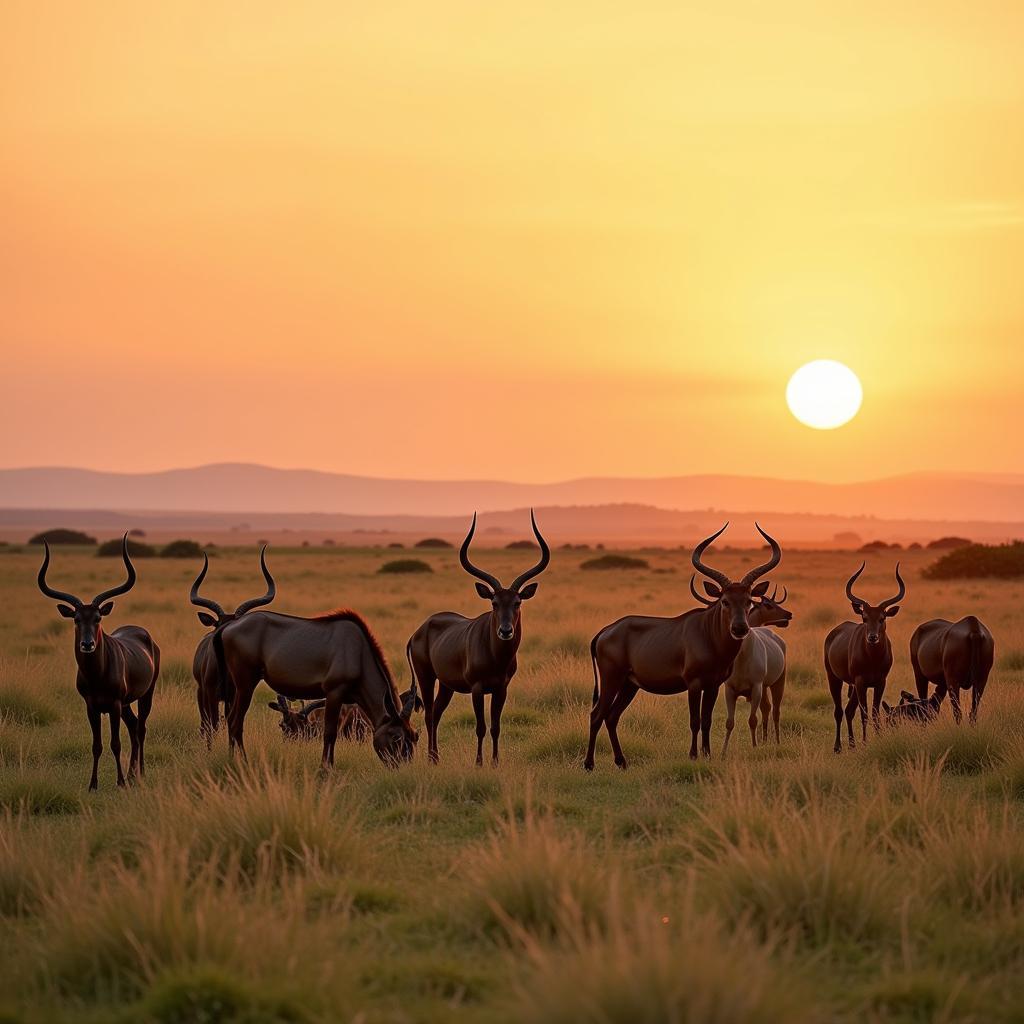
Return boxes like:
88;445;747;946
580;554;649;571
160;539;204;559
907;542;923;550
506;540;537;550
927;536;972;550
859;540;897;552
28;528;96;546
322;538;335;546
387;542;405;549
96;538;155;558
923;542;1024;580
378;559;433;575
128;528;146;538
415;537;453;549
833;531;862;546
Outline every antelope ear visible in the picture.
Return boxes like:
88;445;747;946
851;601;865;615
751;581;770;598
475;582;494;600
702;581;722;599
57;604;76;618
518;582;539;600
886;606;900;617
198;612;217;627
98;602;114;617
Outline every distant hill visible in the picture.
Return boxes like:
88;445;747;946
2;462;1024;523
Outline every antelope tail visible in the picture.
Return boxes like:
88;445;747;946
212;625;234;709
590;632;601;706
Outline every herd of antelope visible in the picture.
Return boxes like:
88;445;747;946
35;518;995;789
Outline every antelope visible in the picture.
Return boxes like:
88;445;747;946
267;695;371;742
689;577;792;753
216;604;417;767
407;510;550;766
189;547;276;744
882;689;941;726
37;535;160;790
910;616;994;724
587;523;782;768
825;563;905;752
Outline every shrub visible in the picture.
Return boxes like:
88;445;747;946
506;539;538;550
859;540;895;552
387;542;405;549
414;537;453;549
128;528;147;537
923;541;1024;580
378;559;433;575
927;535;972;550
28;528;96;546
833;531;862;546
580;555;649;571
160;539;204;559
97;538;156;558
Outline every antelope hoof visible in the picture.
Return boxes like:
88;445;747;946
583;759;594;772
615;759;627;771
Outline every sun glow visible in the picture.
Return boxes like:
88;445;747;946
786;360;863;430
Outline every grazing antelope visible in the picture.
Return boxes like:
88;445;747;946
407;510;550;766
268;694;371;742
910;616;994;724
189;547;276;744
216;604;417;767
37;535;160;790
825;563;905;752
587;523;782;767
882;689;941;726
689;577;791;753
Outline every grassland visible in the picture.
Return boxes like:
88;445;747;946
1;544;1024;1023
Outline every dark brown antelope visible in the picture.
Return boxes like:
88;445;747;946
882;689;941;726
216;605;417;767
37;535;160;790
690;577;792;751
825;563;905;752
267;695;371;742
910;615;994;724
407;510;550;766
587;523;782;767
189;547;276;744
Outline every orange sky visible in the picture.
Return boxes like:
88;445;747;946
2;1;1023;482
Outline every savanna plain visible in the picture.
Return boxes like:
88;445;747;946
2;544;1024;1024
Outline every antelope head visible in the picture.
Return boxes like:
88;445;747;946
459;509;550;642
690;523;782;641
38;534;137;654
845;562;905;645
189;545;276;628
690;576;792;629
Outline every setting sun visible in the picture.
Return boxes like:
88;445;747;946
786;360;863;430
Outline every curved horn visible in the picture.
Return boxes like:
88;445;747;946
234;545;277;616
880;562;906;611
189;553;226;617
845;562;867;605
777;584;788;604
691;523;731;589
92;534;137;606
689;573;714;606
459;513;502;592
37;542;83;608
739;523;782;587
510;509;551;593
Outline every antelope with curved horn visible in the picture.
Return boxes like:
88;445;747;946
824;563;905;752
216;600;418;767
690;577;792;752
189;546;276;744
407;510;550;765
587;523;782;767
37;535;160;790
910;615;994;724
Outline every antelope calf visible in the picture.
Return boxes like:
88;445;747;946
690;579;792;753
882;689;941;726
825;563;905;752
911;616;994;724
37;536;160;790
588;523;782;766
189;547;276;744
407;510;550;766
268;695;371;742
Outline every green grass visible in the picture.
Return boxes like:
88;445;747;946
1;545;1024;1021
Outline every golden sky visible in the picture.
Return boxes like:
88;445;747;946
2;1;1023;482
